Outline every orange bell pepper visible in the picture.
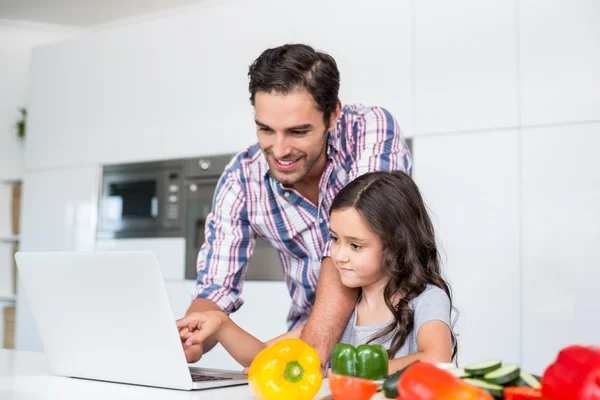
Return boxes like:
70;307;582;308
397;361;494;400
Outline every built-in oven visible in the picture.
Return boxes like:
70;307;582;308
97;159;185;239
183;155;283;281
97;155;283;282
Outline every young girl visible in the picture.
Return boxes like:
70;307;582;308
177;171;456;372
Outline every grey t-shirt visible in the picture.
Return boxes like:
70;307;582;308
336;285;455;360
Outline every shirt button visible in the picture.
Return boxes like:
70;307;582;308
318;218;324;223
284;192;290;198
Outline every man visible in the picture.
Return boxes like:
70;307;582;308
181;43;412;367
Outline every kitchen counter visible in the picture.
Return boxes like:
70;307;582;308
0;349;333;399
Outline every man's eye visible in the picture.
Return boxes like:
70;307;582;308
350;243;362;250
258;126;272;132
291;131;308;136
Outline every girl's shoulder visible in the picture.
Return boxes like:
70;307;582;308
410;284;451;309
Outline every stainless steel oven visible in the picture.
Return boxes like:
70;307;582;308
98;155;283;281
183;155;283;281
97;159;184;239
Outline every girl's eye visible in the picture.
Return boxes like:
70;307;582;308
329;234;339;242
351;243;362;250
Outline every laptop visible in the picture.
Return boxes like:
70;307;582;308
15;250;248;391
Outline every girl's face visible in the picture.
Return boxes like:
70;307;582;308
329;207;386;289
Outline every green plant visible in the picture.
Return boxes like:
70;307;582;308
16;108;26;139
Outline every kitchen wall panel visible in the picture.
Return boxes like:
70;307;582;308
413;130;520;365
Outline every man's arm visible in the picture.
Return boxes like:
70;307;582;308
182;168;255;363
300;257;358;366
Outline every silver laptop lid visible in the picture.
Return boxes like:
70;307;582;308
16;251;202;390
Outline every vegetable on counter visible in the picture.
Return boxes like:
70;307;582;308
465;360;503;377
396;361;494;400
483;364;521;385
328;373;380;400
248;338;322;400
381;361;418;398
503;387;543;400
331;343;389;380
541;344;600;400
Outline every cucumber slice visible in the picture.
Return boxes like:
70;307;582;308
463;378;504;398
483;364;521;385
448;368;471;378
464;360;502;377
513;370;542;389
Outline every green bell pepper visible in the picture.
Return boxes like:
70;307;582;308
331;343;389;380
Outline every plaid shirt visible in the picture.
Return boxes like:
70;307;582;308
194;104;412;328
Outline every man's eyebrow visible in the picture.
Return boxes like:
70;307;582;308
286;124;313;131
254;119;314;131
254;119;270;129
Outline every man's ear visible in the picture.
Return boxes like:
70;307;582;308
329;101;342;129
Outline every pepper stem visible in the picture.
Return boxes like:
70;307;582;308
284;361;304;383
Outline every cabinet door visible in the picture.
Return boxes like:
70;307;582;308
15;166;99;351
522;124;600;374
413;131;520;365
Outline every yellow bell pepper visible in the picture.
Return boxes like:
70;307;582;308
248;338;323;400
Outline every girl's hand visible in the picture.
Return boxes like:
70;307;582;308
176;311;229;348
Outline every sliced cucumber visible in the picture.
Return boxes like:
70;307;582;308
483;364;521;385
448;368;471;379
512;370;542;388
464;360;502;377
463;378;504;399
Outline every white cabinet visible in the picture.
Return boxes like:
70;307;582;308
25;0;414;170
522;123;600;374
95;238;185;281
520;0;600;125
415;0;519;134
413;130;520;366
15;165;100;351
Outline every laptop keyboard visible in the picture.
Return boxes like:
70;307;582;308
190;372;233;382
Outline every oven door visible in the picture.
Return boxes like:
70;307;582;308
98;171;163;237
184;178;284;281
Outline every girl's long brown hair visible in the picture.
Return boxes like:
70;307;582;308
330;171;456;359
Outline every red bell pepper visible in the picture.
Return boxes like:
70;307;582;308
397;361;494;400
504;387;543;399
542;344;600;400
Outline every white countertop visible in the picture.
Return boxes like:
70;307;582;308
0;349;333;399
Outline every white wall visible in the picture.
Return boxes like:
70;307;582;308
17;0;600;374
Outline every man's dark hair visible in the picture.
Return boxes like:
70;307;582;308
248;44;340;127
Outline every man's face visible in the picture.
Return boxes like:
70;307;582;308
254;90;333;186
